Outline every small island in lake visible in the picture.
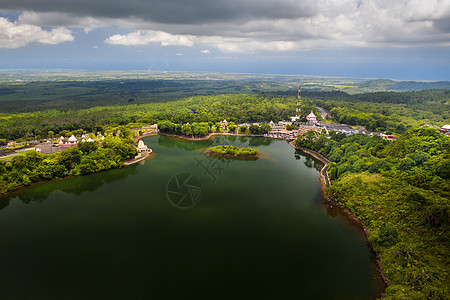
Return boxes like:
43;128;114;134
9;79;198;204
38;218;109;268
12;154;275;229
206;145;259;158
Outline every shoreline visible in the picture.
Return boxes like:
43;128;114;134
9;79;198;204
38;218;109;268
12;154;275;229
0;138;150;197
123;151;151;166
0;160;139;199
289;142;390;293
132;131;158;143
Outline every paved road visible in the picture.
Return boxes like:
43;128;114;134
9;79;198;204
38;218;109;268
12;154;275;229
316;106;331;119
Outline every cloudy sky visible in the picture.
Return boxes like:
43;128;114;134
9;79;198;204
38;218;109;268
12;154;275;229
0;0;449;80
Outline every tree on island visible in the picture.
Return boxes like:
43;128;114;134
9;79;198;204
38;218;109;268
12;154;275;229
206;145;259;158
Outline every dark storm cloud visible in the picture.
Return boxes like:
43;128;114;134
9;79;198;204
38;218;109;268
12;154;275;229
434;17;450;32
0;0;314;24
1;0;449;52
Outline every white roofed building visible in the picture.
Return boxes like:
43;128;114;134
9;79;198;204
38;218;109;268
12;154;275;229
439;123;450;134
58;135;79;147
307;111;317;124
68;135;77;143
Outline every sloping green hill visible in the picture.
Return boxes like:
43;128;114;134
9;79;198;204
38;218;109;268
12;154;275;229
357;79;450;92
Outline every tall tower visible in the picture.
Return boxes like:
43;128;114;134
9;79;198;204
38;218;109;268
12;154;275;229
295;83;301;118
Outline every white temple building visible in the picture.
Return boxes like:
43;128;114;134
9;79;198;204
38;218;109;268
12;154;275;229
440;124;450;133
306;111;317;123
137;139;152;153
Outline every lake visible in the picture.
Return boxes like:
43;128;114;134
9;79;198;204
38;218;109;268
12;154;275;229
0;135;384;299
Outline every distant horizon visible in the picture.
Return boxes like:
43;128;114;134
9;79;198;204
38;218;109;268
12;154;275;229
0;68;448;83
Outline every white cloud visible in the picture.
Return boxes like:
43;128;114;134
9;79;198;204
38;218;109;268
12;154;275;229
200;49;210;54
0;17;74;48
175;53;183;56
105;30;195;47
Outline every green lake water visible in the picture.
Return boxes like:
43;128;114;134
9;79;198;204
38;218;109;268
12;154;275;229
0;136;384;299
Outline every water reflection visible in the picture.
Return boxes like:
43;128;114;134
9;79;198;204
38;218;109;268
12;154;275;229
238;136;248;144
297;152;322;171
225;135;237;143
248;137;274;146
0;164;138;209
157;135;213;150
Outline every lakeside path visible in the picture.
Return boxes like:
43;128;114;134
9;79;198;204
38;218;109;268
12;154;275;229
132;130;158;143
123;151;151;166
289;141;331;186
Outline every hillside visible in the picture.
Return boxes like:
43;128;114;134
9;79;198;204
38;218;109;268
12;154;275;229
357;79;450;92
296;128;450;299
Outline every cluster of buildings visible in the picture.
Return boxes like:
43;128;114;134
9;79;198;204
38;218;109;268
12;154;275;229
257;84;403;141
35;134;99;154
57;135;96;148
34;134;152;156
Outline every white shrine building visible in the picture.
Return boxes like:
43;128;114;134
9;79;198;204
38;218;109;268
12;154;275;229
137;139;152;153
306;111;317;124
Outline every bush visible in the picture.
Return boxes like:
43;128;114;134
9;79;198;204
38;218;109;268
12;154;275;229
406;192;426;207
372;224;399;247
423;205;448;228
397;158;416;170
436;160;450;179
239;126;247;133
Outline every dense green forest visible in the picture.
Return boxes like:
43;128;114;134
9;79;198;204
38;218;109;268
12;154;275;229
296;128;449;299
0;73;449;113
0;94;305;141
0;138;137;195
314;89;450;132
0;75;448;142
0;79;265;112
1;88;448;142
